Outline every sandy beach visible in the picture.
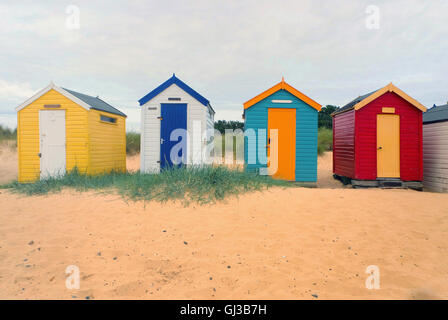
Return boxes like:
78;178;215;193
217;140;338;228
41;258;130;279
1;145;447;299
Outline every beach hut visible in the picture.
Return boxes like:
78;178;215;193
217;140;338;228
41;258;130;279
138;74;215;172
243;78;321;182
16;82;127;182
423;103;448;192
332;83;427;189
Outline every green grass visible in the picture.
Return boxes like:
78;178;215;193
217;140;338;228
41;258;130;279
318;128;332;155
1;166;292;205
126;132;140;155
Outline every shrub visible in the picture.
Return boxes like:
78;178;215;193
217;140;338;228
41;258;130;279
126;132;140;155
0;126;16;143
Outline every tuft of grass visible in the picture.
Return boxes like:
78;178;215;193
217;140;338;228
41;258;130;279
126;132;140;155
1;166;292;204
318;128;332;155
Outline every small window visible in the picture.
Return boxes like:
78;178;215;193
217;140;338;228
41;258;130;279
100;115;117;123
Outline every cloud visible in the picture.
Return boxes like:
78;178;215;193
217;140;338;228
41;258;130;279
0;0;447;131
0;79;36;101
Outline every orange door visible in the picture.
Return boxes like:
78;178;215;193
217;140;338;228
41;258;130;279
267;108;296;180
377;114;400;178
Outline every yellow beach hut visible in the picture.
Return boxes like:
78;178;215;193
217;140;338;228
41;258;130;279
15;82;127;182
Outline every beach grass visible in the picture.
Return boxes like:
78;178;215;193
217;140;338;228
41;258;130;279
318;128;332;155
1;165;292;204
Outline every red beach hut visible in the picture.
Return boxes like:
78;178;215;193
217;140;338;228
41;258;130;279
331;83;427;189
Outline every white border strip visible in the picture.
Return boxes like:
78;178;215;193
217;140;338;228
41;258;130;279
272;100;292;104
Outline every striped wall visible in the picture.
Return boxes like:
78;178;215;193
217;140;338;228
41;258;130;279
423;121;448;192
88;109;126;175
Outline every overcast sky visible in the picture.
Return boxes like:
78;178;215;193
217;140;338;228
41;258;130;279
0;0;447;131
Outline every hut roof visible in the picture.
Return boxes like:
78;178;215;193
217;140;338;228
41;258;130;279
15;82;126;117
138;74;214;113
332;83;427;116
243;77;321;111
423;104;448;124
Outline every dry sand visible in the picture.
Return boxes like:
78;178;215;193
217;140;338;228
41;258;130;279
1;147;448;300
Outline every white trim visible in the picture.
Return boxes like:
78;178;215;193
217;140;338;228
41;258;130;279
140;103;146;173
272;99;292;103
15;82;91;112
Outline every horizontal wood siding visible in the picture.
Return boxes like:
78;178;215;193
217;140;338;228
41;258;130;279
244;89;318;182
88;109;126;175
17;89;89;182
355;92;423;181
296;98;318;181
423;121;448;192
333;109;355;178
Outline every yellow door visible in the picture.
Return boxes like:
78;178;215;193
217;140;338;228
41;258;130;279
267;108;296;180
377;114;400;178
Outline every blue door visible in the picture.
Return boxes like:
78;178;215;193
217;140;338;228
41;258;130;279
160;103;187;168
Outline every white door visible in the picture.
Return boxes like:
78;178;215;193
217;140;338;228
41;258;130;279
39;110;66;179
141;105;161;173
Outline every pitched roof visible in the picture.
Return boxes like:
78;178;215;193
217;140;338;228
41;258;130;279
423;104;448;124
335;90;379;114
332;83;427;116
15;82;126;117
63;88;126;117
138;74;212;110
243;78;321;111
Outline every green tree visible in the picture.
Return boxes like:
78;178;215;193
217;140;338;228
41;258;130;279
214;120;244;134
318;105;340;129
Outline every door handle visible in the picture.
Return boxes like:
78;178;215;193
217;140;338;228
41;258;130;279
377;146;382;150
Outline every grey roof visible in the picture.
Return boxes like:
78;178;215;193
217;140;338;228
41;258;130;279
423;104;448;124
63;88;127;117
334;89;379;115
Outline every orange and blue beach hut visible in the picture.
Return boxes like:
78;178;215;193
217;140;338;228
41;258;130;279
243;78;321;182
